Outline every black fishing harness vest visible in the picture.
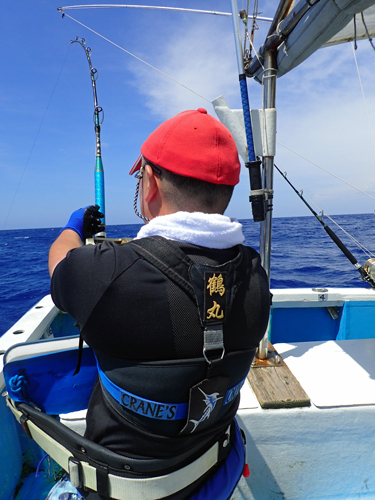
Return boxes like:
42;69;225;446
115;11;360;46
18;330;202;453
4;236;261;499
96;236;256;436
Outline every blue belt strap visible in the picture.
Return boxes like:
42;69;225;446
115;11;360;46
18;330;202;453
97;362;246;421
223;376;246;405
97;362;188;421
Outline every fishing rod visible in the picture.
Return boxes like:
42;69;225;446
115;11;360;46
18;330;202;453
72;36;106;236
275;164;375;289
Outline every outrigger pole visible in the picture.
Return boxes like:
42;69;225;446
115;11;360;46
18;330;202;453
72;37;106;236
275;165;375;289
58;4;272;22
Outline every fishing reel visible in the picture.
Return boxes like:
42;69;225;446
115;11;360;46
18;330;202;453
364;258;375;280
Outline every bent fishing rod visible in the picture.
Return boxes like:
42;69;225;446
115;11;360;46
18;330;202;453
72;37;106;236
275;165;375;289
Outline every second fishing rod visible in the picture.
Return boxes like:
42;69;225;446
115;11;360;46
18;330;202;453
275;164;375;289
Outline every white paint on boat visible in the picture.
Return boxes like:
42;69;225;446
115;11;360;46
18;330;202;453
271;287;375;308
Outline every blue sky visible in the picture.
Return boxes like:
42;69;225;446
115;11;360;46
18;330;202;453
1;1;375;230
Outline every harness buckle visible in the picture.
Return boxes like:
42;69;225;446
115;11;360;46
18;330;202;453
203;326;225;374
203;346;225;365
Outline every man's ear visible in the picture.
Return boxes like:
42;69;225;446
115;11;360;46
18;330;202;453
144;164;160;203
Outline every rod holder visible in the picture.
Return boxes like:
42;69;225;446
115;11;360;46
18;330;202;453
247;160;265;222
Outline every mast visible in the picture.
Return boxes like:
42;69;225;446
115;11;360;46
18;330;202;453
258;50;277;359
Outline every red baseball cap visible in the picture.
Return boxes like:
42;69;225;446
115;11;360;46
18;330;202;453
129;108;240;185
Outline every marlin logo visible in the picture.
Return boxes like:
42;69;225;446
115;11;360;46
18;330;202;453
189;387;223;433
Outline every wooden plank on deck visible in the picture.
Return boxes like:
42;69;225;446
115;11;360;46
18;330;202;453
247;343;311;409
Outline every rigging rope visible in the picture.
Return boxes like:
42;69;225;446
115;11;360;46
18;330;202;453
246;36;265;70
361;12;375;51
240;1;261;70
249;0;259;55
60;11;211;103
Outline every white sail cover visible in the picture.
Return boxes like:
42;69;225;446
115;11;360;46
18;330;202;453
324;4;375;45
254;0;375;80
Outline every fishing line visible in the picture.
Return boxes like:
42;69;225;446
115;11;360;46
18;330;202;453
275;164;375;288
351;41;375;154
279;169;374;259
60;11;211;103
277;140;375;202
325;213;375;259
2;44;72;231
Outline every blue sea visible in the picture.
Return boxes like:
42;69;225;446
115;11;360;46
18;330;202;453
1;213;374;336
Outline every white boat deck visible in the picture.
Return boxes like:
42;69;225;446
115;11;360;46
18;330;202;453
235;338;375;499
276;339;375;407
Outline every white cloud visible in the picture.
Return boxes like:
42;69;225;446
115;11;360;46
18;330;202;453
127;18;241;119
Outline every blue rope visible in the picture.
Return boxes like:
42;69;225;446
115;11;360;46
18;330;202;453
35;453;49;478
9;369;29;401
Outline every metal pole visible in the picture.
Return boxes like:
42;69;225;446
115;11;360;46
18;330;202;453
230;0;256;162
59;4;273;22
230;0;266;221
258;50;277;359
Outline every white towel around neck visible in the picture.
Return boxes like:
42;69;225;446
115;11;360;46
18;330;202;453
135;212;244;249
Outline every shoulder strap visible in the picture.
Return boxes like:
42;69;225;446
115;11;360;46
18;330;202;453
128;236;249;377
129;236;249;323
128;236;196;299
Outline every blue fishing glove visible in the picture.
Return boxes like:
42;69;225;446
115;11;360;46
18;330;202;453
60;205;105;240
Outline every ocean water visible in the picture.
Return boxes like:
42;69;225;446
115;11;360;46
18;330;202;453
1;213;374;336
